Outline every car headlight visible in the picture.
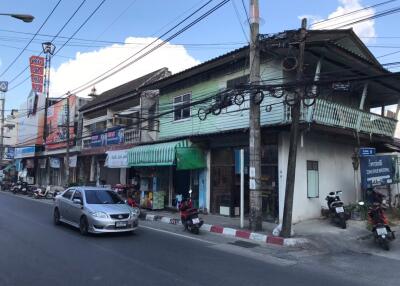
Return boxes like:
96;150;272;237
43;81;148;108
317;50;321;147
130;208;140;217
91;211;109;219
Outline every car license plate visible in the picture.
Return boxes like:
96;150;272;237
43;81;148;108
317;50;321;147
335;207;344;213
192;218;200;224
115;221;128;228
376;227;387;236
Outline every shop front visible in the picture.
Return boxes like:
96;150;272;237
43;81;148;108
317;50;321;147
209;132;279;221
127;140;206;210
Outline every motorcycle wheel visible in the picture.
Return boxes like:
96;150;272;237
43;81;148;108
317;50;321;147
381;239;390;251
192;226;199;235
340;218;347;229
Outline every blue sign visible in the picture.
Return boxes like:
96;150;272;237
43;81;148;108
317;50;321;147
359;147;376;157
90;129;124;147
14;146;36;159
90;133;107;147
107;128;124;145
360;155;394;189
5;147;15;159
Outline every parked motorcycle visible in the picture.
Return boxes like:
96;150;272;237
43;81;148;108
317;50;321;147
360;201;395;251
325;191;347;229
33;186;53;199
179;190;203;234
12;181;28;195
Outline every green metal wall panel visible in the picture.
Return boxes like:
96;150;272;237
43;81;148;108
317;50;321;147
158;61;284;140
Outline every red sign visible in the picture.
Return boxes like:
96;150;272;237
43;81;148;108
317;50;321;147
29;55;45;93
45;95;76;150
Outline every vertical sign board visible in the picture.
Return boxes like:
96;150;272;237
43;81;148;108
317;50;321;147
360;155;394;189
45;95;76;150
29;56;45;93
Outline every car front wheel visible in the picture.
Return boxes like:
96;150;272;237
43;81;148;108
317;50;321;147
79;216;89;235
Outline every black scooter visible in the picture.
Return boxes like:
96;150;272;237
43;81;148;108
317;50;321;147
325;191;347;229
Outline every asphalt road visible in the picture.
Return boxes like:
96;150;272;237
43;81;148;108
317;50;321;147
0;191;396;286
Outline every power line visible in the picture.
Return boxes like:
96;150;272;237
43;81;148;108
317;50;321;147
310;0;397;28
0;0;63;78
66;0;225;96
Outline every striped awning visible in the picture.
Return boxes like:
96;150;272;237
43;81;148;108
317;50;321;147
128;140;190;167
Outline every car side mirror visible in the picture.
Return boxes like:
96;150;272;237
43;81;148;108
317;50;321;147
73;198;82;205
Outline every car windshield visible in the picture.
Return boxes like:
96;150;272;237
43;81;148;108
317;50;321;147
84;189;124;204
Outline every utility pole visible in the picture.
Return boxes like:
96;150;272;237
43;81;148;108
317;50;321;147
65;96;70;186
281;18;307;238
42;42;55;141
248;0;262;231
0;91;4;162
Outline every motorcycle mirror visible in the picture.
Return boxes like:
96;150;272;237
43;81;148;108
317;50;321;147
358;201;365;206
336;191;343;195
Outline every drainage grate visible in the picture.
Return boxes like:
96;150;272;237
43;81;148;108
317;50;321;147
228;240;259;248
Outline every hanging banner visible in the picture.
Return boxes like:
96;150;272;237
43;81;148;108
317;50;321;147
38;158;47;169
69;155;77;168
45;95;76;150
105;150;128;168
50;157;61;169
29;56;45;93
90;128;125;147
107;128;125;145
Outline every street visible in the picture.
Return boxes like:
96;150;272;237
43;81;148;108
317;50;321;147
0;192;399;286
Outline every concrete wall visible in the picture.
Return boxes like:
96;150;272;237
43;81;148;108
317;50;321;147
278;132;357;223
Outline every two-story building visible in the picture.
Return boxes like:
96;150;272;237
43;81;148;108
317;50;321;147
126;29;400;222
78;68;171;188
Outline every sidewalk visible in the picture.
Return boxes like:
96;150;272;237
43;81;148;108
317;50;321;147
139;209;309;247
139;208;400;252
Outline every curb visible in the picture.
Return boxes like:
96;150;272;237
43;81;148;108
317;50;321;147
139;212;309;247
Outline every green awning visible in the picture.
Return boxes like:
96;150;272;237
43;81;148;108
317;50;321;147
128;140;206;169
2;164;14;172
176;147;206;170
128;140;190;167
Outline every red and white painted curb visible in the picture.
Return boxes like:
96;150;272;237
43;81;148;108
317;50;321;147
140;213;309;247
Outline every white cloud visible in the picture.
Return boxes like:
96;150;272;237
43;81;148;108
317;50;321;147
49;37;201;97
309;0;376;42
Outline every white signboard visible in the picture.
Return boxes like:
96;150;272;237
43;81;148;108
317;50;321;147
69;155;77;168
105;150;128;168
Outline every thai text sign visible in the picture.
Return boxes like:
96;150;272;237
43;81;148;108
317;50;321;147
90;128;124;147
29;56;45;93
360;155;394;189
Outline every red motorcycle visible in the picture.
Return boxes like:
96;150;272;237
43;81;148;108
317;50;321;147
179;191;203;234
361;201;395;251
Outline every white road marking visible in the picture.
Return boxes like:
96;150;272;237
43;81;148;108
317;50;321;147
139;225;213;244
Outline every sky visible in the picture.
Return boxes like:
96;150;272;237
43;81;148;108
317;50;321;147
0;0;400;113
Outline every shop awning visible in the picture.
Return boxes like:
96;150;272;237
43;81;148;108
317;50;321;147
128;140;205;169
2;164;14;172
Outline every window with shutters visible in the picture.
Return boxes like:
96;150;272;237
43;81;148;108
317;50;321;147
307;161;319;198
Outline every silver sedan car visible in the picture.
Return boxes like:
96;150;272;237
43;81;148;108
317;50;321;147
53;187;139;235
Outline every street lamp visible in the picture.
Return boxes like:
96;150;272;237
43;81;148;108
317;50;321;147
0;12;34;164
42;42;56;55
0;13;34;23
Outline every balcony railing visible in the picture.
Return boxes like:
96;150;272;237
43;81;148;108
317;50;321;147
124;128;140;144
310;99;397;137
